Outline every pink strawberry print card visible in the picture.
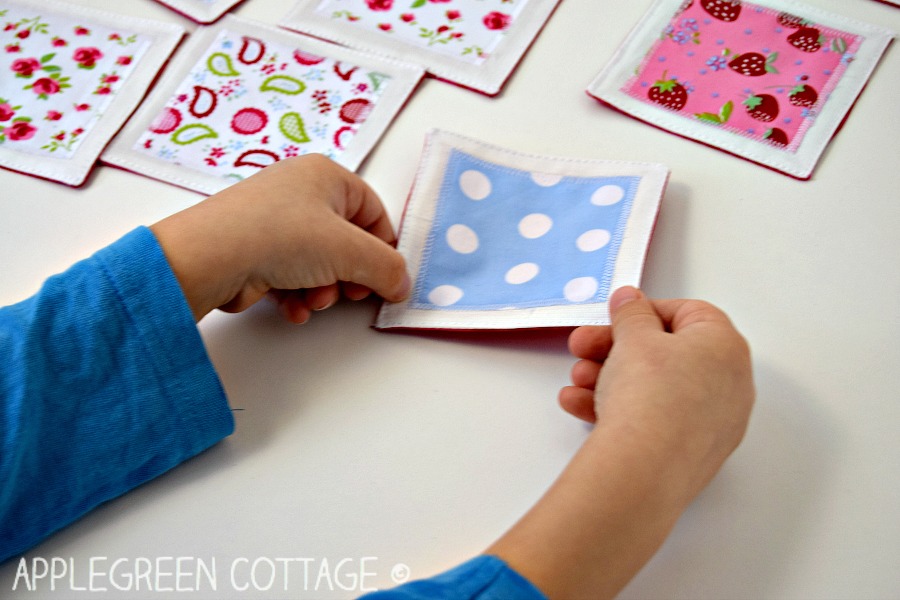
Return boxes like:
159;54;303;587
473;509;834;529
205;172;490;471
587;0;895;179
102;16;423;195
0;0;182;186
280;0;561;95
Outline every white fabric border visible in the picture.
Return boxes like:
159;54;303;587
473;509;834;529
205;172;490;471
375;129;670;330
586;0;895;180
102;15;424;196
0;0;184;187
279;0;561;96
153;0;245;25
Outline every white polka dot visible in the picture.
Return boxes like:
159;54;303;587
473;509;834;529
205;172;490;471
564;277;598;302
459;170;491;200
576;229;611;252
591;185;625;206
530;172;562;187
446;224;479;254
505;262;540;285
428;285;464;307
518;213;553;239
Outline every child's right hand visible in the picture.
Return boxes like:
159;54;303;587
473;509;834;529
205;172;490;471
562;286;755;501
488;288;754;599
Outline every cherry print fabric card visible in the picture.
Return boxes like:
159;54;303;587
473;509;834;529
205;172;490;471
153;0;246;25
0;0;183;186
103;16;423;195
375;130;669;331
587;0;895;179
280;0;561;96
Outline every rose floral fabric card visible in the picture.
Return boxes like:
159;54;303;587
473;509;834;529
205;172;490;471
0;0;182;186
587;0;894;179
103;15;423;195
375;130;669;331
153;0;246;25
280;0;561;96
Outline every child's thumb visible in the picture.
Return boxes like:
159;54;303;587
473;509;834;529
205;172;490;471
336;224;411;302
610;286;664;340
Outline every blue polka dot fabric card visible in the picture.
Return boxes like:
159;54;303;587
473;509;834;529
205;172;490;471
375;130;669;330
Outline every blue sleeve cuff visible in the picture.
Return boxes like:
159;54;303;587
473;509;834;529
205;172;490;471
360;555;546;600
0;226;233;562
96;226;234;458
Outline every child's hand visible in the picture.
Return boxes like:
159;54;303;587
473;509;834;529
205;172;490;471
151;155;410;323
561;285;754;499
488;288;754;599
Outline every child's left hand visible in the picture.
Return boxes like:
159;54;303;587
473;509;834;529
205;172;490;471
151;154;411;323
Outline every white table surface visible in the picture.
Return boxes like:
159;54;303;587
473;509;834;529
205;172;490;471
2;0;899;598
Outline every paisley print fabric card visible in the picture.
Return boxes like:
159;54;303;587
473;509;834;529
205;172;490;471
103;16;423;195
587;0;894;179
375;130;669;331
280;0;560;95
0;0;182;185
153;0;246;25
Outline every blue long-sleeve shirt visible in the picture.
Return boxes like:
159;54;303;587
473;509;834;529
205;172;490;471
0;227;544;599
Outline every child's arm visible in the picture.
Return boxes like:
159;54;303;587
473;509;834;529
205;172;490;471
0;155;410;562
150;154;411;323
361;288;753;600
0;228;233;562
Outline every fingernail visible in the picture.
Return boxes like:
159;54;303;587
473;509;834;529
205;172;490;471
609;286;642;312
281;302;308;324
313;299;336;311
294;307;311;324
396;272;412;300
